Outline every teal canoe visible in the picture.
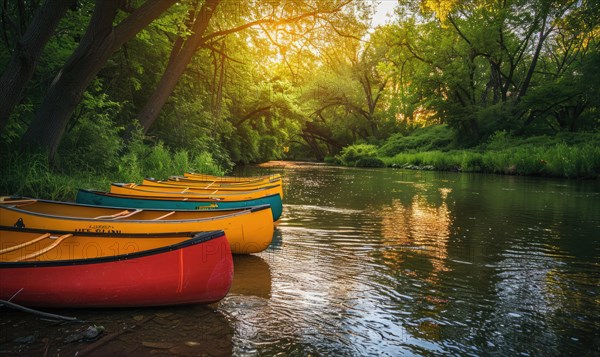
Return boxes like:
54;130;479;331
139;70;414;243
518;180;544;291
75;189;283;221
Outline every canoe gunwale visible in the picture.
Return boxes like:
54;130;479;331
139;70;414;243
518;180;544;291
0;230;225;268
3;196;272;214
79;189;281;204
182;172;281;183
112;182;281;197
1;225;203;238
150;176;282;187
0;201;272;223
76;189;283;221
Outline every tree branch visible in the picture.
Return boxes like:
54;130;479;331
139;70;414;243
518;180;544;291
200;1;352;45
201;42;245;64
234;106;272;126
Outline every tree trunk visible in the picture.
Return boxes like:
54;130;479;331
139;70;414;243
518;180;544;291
134;0;351;135
19;0;176;161
137;0;221;133
0;0;75;134
518;18;552;101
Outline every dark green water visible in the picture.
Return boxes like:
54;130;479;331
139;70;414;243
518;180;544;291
1;163;599;356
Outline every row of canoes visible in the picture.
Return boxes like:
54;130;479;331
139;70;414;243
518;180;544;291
0;172;282;308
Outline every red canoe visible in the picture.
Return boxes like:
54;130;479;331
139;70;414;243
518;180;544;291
0;229;233;308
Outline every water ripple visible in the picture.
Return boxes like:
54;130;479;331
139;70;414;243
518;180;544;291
224;165;600;356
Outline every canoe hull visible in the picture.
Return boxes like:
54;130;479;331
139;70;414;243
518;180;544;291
76;189;283;221
0;200;274;254
0;231;233;308
163;176;282;190
110;183;284;202
140;179;284;198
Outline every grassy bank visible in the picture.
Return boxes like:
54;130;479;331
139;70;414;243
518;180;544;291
335;127;600;179
0;145;225;201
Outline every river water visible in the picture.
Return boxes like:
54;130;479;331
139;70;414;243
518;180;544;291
1;163;599;356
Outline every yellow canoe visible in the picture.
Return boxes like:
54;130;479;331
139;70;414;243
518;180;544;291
143;178;284;198
183;172;281;184
110;182;283;201
0;198;274;254
160;176;283;190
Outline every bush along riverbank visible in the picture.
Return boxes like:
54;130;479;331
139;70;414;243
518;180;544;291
332;127;600;179
0;143;225;201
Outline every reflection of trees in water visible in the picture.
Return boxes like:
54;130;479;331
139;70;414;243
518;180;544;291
484;249;564;354
484;241;600;355
379;188;452;280
377;187;452;341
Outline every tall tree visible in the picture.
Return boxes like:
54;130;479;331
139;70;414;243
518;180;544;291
0;0;75;134
135;0;355;135
20;0;176;161
136;0;221;133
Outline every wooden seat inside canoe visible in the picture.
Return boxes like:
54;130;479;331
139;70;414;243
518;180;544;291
0;233;72;262
0;230;194;262
93;209;142;220
111;209;143;219
0;233;51;254
151;211;176;220
0;198;37;206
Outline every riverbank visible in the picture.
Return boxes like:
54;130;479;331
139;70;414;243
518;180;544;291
0;147;224;201
379;143;600;178
333;129;600;179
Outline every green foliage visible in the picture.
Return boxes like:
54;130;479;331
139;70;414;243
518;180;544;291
0;150;108;200
459;151;484;172
114;140;225;183
355;157;386;168
380;131;600;178
191;152;225;176
2;0;599;178
377;125;455;156
0;137;226;199
57;91;124;173
335;144;378;166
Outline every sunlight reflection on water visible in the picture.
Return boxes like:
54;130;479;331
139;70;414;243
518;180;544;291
3;164;597;356
223;164;600;356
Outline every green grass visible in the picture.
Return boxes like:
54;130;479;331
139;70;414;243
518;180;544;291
377;124;455;156
0;151;108;200
364;128;600;179
0;146;226;201
380;140;600;178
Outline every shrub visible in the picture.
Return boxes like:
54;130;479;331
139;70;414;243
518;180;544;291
355;157;386;168
336;144;378;166
57;92;123;173
323;156;337;164
0;150;107;200
191;151;225;176
58;115;123;173
460;152;484;172
377;124;454;156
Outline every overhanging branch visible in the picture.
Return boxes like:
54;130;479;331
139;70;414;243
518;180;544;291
199;1;352;46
